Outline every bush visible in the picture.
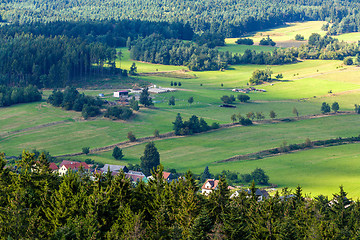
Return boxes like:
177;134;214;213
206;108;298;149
235;38;254;45
259;36;276;46
105;106;133;120
344;57;353;65
154;129;160;138
211;122;220;129
127;131;136;142
237;94;250;102
295;34;304;41
239;118;253;126
82;147;90;155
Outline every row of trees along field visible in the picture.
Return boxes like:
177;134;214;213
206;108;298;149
3;0;360;37
0;34;115;88
0;85;41;107
1;152;360;239
130;34;297;71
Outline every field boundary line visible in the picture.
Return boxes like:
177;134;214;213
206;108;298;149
0;119;72;138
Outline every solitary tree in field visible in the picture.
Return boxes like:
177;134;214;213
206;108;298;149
269;110;276;119
231;114;237;123
82;147;90;155
188;96;194;105
237;94;250;102
220;95;234;104
153;129;160;138
140;142;160;176
332;102;340;113
127;131;136;142
321;102;331;114
168;96;175;106
112;146;124;160
292;107;299;118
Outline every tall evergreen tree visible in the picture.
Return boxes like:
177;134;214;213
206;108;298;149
140;142;160;176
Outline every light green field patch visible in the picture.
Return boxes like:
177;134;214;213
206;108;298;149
334;32;360;42
211;144;360;198
226;21;328;44
89;114;360;173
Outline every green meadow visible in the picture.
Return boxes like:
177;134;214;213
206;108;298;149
1;21;360;197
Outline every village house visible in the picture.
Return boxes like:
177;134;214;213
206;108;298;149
230;188;269;201
113;90;129;98
201;179;220;195
125;170;148;184
100;164;128;174
58;160;90;176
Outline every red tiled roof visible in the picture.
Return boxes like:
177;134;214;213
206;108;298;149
163;172;172;180
126;172;146;182
49;162;58;170
62;161;89;170
201;179;219;190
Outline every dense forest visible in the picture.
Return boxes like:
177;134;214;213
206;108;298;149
0;34;115;88
1;152;360;239
0;20;194;47
2;0;360;37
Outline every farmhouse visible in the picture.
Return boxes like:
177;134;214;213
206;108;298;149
100;164;129;174
125;170;148;183
58;160;89;176
201;179;220;195
113;90;129;98
230;188;269;201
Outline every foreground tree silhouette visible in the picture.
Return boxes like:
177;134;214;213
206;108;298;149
140;142;160;176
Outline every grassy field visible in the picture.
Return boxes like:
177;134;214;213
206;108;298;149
2;21;360;197
226;21;328;46
78;114;360;170
74;115;360;198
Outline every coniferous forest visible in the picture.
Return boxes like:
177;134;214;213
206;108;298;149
1;152;360;239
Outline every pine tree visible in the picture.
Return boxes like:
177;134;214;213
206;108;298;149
200;166;212;183
112;146;124;160
140;142;160;176
173;113;184;135
139;88;153;107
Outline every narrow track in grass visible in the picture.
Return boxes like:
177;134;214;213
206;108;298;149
0;119;73;138
215;137;360;164
54;111;356;158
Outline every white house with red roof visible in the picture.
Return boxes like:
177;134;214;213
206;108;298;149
49;162;59;173
58;160;89;176
201;179;220;195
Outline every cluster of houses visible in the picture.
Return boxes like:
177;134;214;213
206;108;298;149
48;161;270;200
201;179;270;201
47;160;178;185
232;87;267;93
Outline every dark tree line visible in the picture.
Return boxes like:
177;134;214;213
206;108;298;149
1;152;360;239
131;34;297;71
47;87;103;119
0;34;115;88
0;85;42;107
0;20;194;47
